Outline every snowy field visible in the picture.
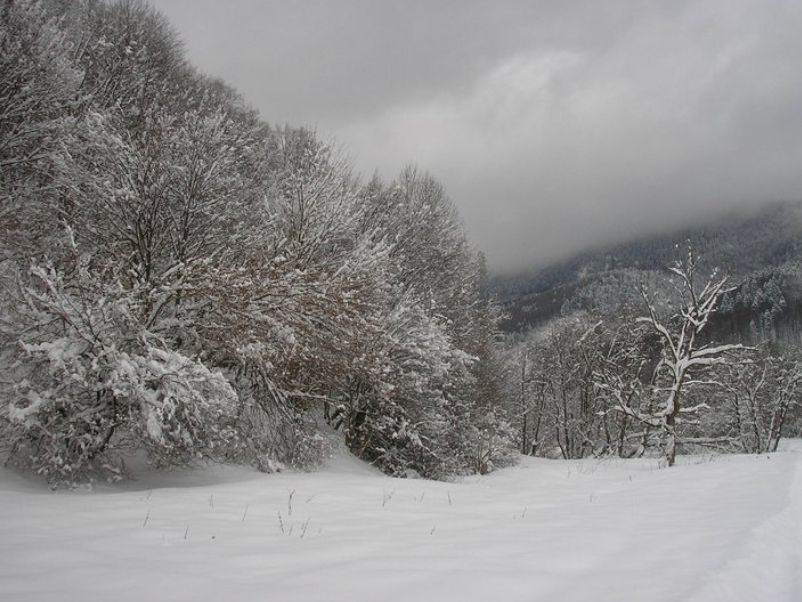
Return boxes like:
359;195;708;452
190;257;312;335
1;443;801;602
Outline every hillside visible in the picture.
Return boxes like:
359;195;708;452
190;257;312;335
492;201;802;336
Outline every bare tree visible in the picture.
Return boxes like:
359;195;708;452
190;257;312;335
607;248;745;466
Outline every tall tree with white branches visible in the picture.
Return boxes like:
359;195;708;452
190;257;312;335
605;247;746;466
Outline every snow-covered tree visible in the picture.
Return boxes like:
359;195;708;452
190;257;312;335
606;247;746;466
0;0;513;484
1;239;240;483
720;350;802;453
0;0;83;260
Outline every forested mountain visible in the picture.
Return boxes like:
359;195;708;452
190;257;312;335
492;201;802;344
493;204;802;464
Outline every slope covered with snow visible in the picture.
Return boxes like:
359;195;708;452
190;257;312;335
2;444;801;602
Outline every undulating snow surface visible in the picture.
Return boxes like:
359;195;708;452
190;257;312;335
2;443;801;602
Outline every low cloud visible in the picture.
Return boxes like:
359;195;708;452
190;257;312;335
153;0;802;271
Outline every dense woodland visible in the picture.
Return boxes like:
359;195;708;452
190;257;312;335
507;253;802;465
0;0;513;483
2;1;800;485
494;202;802;340
495;206;802;464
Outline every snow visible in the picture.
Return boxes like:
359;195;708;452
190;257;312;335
1;443;801;602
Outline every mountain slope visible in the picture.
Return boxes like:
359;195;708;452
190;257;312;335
492;201;802;335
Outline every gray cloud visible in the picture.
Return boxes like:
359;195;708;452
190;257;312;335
151;0;802;271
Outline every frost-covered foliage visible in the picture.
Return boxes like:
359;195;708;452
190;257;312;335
714;349;802;453
0;0;512;483
1;246;241;482
510;246;802;465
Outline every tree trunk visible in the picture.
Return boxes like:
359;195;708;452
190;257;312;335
616;415;629;458
664;416;677;467
768;400;790;453
519;356;528;455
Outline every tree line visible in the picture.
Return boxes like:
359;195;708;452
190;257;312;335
3;1;798;486
508;248;802;466
0;0;514;484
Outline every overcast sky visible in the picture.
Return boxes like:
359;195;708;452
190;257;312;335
151;0;802;272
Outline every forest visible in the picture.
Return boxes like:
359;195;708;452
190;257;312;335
506;250;802;464
2;0;801;487
0;0;511;483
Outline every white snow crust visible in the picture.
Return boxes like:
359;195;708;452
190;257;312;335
2;442;800;602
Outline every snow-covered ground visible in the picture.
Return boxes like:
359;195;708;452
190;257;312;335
2;442;801;602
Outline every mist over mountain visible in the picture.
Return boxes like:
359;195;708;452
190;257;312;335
150;0;802;272
492;200;802;335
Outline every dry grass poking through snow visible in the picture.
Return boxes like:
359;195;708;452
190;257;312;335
1;443;801;602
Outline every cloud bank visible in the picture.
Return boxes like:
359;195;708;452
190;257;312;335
152;0;802;270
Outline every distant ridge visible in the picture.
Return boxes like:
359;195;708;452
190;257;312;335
492;200;802;334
